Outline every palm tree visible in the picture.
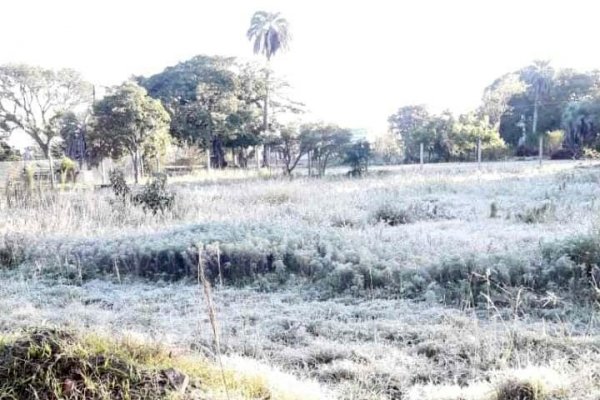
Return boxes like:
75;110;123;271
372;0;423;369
524;60;553;139
247;11;291;166
524;60;553;164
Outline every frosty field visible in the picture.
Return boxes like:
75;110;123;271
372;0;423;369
2;160;600;399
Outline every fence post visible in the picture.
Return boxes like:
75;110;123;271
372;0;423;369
477;137;482;168
419;143;424;169
538;135;543;166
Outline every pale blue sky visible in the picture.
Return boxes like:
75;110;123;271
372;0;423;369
2;0;600;137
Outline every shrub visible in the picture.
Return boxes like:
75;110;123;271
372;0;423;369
108;169;130;202
550;148;579;160
490;201;499;218
372;203;412;225
545;130;564;154
372;201;450;226
59;157;77;184
582;147;600;160
0;234;25;268
496;378;546;400
132;173;175;215
516;202;555;224
344;140;370;177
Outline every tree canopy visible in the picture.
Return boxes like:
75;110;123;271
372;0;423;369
88;82;170;183
0;64;92;157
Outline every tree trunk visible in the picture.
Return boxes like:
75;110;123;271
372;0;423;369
262;67;270;167
211;137;226;169
132;150;139;184
532;91;539;138
48;153;56;189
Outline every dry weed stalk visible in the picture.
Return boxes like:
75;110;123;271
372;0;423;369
197;244;230;399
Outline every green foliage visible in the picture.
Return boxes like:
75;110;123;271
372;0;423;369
0;234;25;268
133;173;175;215
247;11;291;61
489;63;600;153
0;140;20;161
139;56;266;168
344;140;370;177
388;106;504;162
108;169;130;202
0;64;92;157
583;148;600;159
300;123;353;176
89;82;170;183
545;129;564;153
0;328;274;400
59;156;77;184
372;201;451;226
372;132;403;164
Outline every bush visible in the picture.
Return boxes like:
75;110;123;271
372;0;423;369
133;173;175;215
372;201;451;226
372;203;412;225
583;147;600;160
109;169;130;202
59;157;77;184
550;148;579;160
545;130;564;154
0;234;25;268
344;140;370;177
516;202;555;224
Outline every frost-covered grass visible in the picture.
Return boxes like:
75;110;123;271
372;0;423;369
2;160;600;398
2;160;600;300
0;279;598;399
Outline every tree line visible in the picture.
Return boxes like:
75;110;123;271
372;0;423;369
387;60;600;163
0;11;372;181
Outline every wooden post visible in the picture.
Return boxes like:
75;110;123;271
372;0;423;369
419;143;424;169
206;148;211;172
477;137;482;168
48;154;55;189
538;135;543;166
101;158;106;184
254;146;259;169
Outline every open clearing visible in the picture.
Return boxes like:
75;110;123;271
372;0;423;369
2;160;600;399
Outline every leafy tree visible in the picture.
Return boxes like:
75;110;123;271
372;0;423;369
300;123;352;177
139;56;265;168
452;114;505;160
143;128;172;173
0;64;92;157
247;11;291;166
89;82;170;183
372;132;403;164
481;73;526;128
344;140;371;176
273;124;305;175
56;111;87;167
561;96;600;151
388;105;431;161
